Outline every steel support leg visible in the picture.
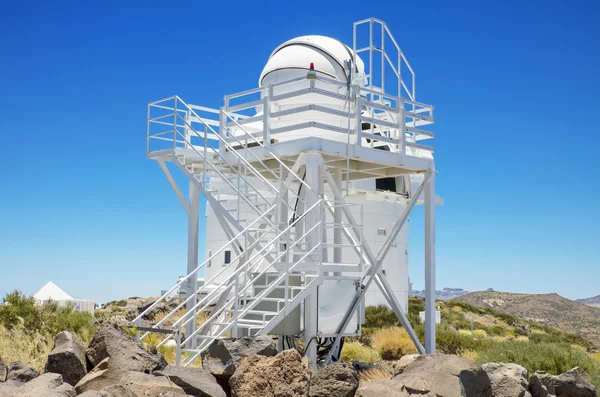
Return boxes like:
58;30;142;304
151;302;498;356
186;181;200;349
303;153;320;363
424;171;436;354
333;169;343;276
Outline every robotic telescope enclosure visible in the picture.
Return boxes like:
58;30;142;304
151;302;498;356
139;18;438;367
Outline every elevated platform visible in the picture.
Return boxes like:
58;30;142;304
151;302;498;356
148;135;433;182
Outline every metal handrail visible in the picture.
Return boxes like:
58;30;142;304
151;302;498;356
173;126;273;223
171;199;322;329
133;207;278;331
219;113;307;215
175;96;280;195
154;206;322;348
179;221;321;339
181;239;322;364
223;110;317;197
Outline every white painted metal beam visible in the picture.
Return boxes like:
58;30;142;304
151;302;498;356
157;159;190;216
424;170;436;354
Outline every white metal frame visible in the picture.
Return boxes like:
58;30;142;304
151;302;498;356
135;17;438;365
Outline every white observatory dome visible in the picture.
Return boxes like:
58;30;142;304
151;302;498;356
259;35;366;87
242;36;367;144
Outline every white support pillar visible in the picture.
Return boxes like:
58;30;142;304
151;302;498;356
333;169;343;276
186;181;200;349
424;170;436;354
303;153;320;362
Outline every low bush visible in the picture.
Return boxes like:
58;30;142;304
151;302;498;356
359;367;391;383
371;327;417;360
476;341;600;388
473;329;488;339
341;341;380;364
364;305;399;329
0;290;95;344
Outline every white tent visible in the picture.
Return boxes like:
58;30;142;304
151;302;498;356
33;281;95;314
33;281;73;302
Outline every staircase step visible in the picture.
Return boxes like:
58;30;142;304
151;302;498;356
225;309;278;317
211;320;266;327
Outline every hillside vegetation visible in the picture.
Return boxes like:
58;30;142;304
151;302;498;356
342;298;600;388
577;294;600;308
454;291;600;345
0;290;96;371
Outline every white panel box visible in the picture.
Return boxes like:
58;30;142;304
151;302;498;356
317;278;361;337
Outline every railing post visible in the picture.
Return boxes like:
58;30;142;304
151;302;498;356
136;319;141;341
354;86;362;146
399;98;406;162
233;273;239;338
263;86;272;150
146;104;151;155
173;98;178;151
176;325;182;366
203;123;207;186
219;101;228;157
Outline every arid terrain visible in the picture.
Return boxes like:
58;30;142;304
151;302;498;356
455;291;600;346
578;295;600;309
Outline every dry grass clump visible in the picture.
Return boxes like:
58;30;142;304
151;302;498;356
591;352;600;361
0;324;52;373
359;367;391;383
460;349;480;361
571;344;587;352
473;329;488;339
341;341;380;364
371;327;417;360
458;330;472;337
136;310;209;367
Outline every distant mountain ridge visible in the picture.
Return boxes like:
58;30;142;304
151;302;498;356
576;295;600;308
454;290;600;346
410;287;474;301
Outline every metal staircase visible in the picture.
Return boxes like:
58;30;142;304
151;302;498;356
134;96;331;366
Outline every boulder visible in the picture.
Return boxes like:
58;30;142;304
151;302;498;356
139;298;182;322
308;362;359;397
482;363;530;397
302;355;318;378
45;331;88;386
530;367;596;397
355;379;412;397
154;365;226;397
87;323;167;373
229;349;310;397
5;373;75;397
201;335;278;389
75;364;186;397
391;354;421;376
6;361;39;383
0;355;6;382
392;354;492;397
529;372;555;397
77;384;139;396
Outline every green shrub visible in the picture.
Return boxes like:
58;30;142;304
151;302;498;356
341;341;380;364
371;327;417;360
0;290;96;344
364;305;399;329
476;341;600;388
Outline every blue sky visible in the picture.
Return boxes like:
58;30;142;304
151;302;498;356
1;0;598;303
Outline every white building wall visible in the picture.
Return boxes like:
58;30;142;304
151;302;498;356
202;177;410;313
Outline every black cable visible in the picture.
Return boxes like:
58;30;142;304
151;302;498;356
302;336;317;356
289;171;306;224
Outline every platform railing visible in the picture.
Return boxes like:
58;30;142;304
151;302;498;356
148;199;323;354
